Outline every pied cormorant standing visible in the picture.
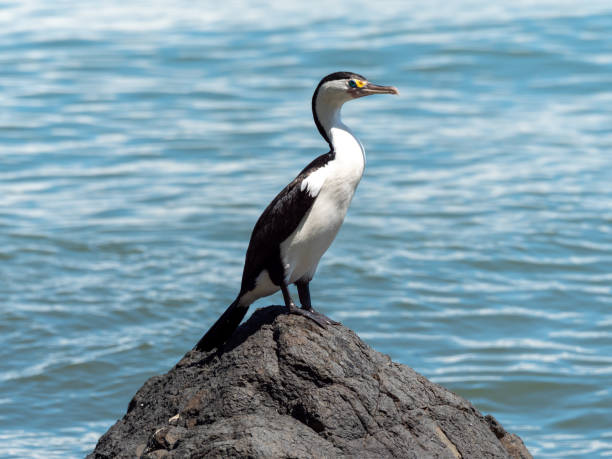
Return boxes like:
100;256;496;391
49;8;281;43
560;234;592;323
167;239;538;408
196;71;398;351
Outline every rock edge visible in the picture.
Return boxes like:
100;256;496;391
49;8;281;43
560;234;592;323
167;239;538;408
88;306;532;458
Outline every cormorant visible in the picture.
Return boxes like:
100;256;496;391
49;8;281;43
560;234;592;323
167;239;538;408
196;71;398;351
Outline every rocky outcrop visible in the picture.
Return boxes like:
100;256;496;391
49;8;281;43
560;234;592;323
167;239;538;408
88;306;532;458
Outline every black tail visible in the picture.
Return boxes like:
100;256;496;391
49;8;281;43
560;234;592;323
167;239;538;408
195;298;249;351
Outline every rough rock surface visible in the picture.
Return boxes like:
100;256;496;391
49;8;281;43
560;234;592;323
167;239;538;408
88;306;532;458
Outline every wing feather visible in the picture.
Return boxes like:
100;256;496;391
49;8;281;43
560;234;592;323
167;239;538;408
240;152;333;292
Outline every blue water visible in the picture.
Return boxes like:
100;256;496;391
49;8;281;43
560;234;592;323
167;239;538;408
1;1;612;457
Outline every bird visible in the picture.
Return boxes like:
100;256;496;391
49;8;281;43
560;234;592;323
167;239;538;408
195;71;398;352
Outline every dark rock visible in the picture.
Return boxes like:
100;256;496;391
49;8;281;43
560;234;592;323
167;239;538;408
88;306;532;458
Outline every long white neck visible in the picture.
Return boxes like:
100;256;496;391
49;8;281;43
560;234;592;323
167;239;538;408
317;104;366;170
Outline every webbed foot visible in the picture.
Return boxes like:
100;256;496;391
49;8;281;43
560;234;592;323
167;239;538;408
287;303;335;328
287;303;339;327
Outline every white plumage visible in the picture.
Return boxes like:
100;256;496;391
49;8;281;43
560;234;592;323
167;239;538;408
195;71;397;352
281;124;366;285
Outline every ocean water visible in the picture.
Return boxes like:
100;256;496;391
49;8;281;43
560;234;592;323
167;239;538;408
1;1;612;457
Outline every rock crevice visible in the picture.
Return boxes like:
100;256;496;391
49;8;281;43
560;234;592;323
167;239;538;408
88;306;532;458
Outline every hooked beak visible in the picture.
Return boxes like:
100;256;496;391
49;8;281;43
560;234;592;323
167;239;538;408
349;81;399;98
361;82;399;95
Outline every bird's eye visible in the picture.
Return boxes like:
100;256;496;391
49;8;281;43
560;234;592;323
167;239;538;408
348;80;358;88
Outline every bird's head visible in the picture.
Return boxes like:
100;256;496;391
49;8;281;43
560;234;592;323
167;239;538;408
312;71;398;146
314;71;398;106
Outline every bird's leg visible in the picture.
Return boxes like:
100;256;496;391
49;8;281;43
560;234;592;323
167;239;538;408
296;280;312;311
280;282;296;310
295;280;339;325
280;282;330;328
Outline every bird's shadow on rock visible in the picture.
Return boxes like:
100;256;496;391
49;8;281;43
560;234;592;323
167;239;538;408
187;305;287;367
224;305;287;352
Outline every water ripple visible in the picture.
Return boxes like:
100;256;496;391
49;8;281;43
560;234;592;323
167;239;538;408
1;1;612;458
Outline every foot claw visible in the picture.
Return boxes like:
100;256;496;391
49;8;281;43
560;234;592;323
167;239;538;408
287;305;339;327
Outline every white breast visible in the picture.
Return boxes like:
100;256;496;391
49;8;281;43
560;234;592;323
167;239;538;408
280;125;365;284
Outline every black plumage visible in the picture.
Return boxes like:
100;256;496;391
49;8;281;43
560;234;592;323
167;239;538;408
312;71;366;148
195;71;397;352
240;152;333;292
195;152;332;352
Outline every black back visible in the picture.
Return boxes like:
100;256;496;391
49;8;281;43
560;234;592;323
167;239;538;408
239;70;366;293
240;152;333;293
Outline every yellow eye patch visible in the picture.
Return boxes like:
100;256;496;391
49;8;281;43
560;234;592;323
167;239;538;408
348;79;365;89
